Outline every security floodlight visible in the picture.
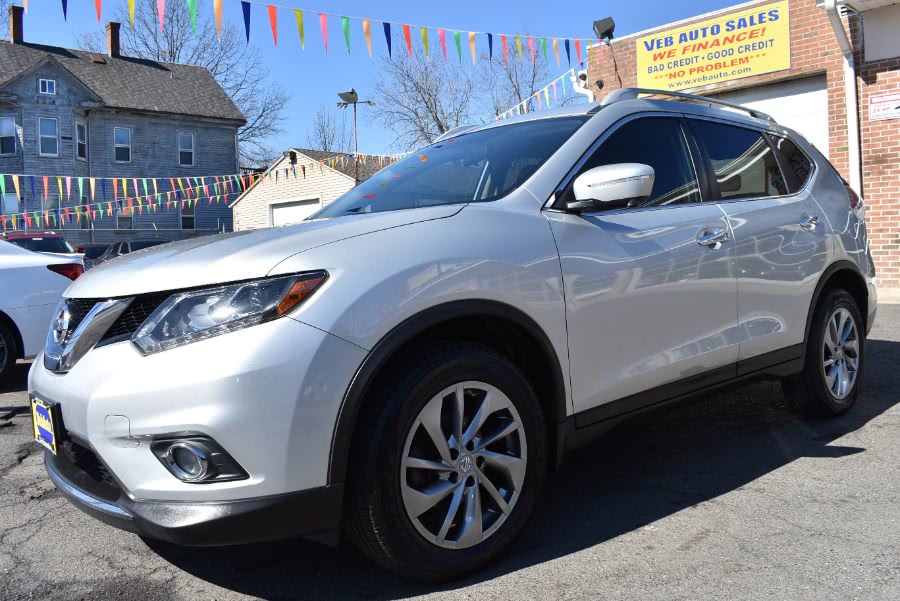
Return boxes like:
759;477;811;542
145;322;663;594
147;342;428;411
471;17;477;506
593;17;615;41
338;89;359;104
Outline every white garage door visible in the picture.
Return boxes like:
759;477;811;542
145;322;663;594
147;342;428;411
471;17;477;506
271;199;321;226
712;76;829;157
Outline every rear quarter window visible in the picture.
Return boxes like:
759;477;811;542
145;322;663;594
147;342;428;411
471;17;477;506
769;134;814;193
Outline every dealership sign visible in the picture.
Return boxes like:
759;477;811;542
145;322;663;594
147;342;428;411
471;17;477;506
636;0;791;91
869;92;900;121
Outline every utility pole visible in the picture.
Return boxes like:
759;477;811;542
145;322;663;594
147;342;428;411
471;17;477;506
337;89;375;186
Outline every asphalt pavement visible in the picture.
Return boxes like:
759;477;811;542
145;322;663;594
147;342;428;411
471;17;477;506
1;306;899;600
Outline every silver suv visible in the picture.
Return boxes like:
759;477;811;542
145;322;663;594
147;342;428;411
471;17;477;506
29;89;876;580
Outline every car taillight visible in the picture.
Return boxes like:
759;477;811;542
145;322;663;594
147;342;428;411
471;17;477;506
47;264;84;281
846;185;862;210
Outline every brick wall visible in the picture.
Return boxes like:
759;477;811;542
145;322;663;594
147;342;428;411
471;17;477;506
588;0;900;288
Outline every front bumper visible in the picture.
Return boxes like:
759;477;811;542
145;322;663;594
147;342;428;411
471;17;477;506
46;449;343;546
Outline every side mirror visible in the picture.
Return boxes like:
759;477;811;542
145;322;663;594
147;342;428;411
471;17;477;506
568;163;655;212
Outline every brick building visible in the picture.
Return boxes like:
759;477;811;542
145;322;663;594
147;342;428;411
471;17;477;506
587;0;900;289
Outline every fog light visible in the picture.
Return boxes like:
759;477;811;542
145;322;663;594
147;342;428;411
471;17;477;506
150;436;248;483
168;442;209;481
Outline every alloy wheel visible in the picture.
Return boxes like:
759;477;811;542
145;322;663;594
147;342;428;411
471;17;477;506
822;307;859;400
400;381;527;550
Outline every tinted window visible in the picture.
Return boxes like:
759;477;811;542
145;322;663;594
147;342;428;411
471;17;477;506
770;135;813;193
82;246;108;260
573;118;701;208
12;237;74;253
315;117;589;218
691;120;787;200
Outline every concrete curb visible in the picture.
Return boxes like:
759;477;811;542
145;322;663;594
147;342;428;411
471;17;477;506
878;287;900;305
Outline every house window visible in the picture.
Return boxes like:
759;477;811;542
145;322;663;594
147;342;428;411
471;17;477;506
178;132;194;167
2;193;18;216
38;117;59;157
116;198;133;230
181;201;195;230
114;127;131;163
0;117;15;155
42;192;60;212
75;121;88;160
39;78;57;95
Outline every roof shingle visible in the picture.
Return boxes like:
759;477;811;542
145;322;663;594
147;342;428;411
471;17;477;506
0;41;245;123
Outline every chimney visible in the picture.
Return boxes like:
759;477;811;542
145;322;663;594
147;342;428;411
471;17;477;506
9;5;23;44
106;22;121;58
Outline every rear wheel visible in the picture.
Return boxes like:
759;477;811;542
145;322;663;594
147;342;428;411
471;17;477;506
0;320;19;383
346;343;546;580
783;289;864;417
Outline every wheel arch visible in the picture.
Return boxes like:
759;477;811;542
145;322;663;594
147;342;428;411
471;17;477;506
327;299;569;485
0;309;25;360
804;261;869;348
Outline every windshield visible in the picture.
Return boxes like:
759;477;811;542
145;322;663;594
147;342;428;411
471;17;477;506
82;246;108;260
11;237;74;253
314;116;589;219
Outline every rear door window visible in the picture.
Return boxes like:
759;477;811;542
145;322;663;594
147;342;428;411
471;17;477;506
690;120;788;200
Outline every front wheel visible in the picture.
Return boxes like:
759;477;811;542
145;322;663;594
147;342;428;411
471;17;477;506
0;321;19;383
783;289;864;417
345;343;546;581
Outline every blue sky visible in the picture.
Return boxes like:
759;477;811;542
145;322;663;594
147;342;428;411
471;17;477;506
16;0;739;154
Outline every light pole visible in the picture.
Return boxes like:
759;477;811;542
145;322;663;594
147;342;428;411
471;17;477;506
337;89;375;185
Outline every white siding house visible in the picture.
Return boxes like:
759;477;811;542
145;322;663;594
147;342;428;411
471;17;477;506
231;149;391;231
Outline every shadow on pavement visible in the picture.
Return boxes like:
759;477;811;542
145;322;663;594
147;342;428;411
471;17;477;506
0;361;30;398
140;337;900;600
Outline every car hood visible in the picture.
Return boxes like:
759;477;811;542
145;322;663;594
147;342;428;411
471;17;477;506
67;205;463;298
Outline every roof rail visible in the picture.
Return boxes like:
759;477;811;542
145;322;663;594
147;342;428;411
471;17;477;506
600;88;776;123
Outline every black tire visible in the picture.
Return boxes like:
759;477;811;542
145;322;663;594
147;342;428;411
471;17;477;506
783;289;864;417
345;342;546;581
0;320;19;384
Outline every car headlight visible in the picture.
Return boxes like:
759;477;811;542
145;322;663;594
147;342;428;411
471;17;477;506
132;271;328;355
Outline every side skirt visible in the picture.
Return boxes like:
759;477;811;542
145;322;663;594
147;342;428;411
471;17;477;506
564;344;804;453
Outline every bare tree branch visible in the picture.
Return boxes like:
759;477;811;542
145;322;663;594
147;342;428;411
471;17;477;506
305;105;351;153
75;0;288;166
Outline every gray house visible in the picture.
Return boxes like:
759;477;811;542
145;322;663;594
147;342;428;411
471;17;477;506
0;6;245;243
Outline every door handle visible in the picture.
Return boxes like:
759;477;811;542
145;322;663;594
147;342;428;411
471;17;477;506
697;229;730;250
800;214;819;230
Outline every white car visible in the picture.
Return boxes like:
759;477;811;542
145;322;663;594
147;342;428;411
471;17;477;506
0;241;83;382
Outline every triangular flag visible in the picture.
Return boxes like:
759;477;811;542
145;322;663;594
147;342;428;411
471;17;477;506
78;177;84;201
241;2;251;43
362;19;372;57
468;32;476;64
0;175;5;199
341;16;350;54
528;37;535;65
65;176;71;201
268;5;278;46
213;0;222;39
453;31;462;63
319;13;328;53
62;0;69;21
294;10;304;49
564;39;571;66
501;35;508;63
402;25;412;58
575;39;582;64
553;38;559;66
382;22;392;58
421;27;429;61
541;37;548;63
12;175;20;200
57;176;63;200
89;177;95;201
439;29;447;60
487;33;493;61
94;0;102;24
187;0;197;33
515;35;523;63
157;0;165;31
